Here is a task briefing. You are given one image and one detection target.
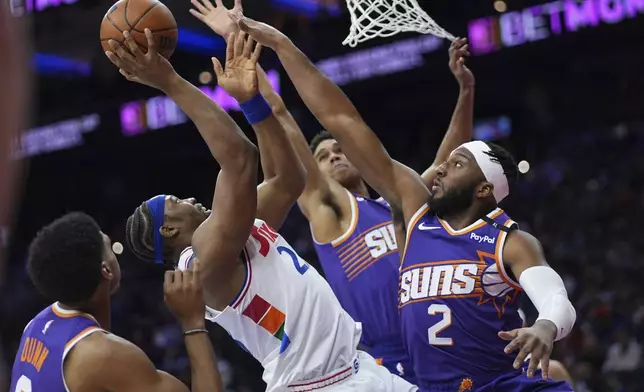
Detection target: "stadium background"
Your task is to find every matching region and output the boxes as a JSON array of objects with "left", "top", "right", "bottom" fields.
[{"left": 1, "top": 0, "right": 644, "bottom": 390}]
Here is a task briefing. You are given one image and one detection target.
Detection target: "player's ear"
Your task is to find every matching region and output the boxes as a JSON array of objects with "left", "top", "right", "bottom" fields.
[
  {"left": 477, "top": 182, "right": 493, "bottom": 199},
  {"left": 160, "top": 225, "right": 179, "bottom": 239},
  {"left": 101, "top": 261, "right": 114, "bottom": 280}
]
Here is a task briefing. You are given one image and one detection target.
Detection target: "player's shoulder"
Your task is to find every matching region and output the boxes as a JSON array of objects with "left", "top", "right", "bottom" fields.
[
  {"left": 66, "top": 332, "right": 147, "bottom": 379},
  {"left": 65, "top": 332, "right": 160, "bottom": 390}
]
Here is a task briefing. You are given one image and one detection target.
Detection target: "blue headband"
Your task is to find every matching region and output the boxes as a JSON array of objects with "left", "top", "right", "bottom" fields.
[{"left": 146, "top": 194, "right": 166, "bottom": 264}]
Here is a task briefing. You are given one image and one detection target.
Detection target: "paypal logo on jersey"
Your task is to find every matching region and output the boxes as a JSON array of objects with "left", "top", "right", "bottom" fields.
[{"left": 470, "top": 232, "right": 495, "bottom": 244}]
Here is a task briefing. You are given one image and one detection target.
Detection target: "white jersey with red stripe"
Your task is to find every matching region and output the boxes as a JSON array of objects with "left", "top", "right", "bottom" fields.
[{"left": 179, "top": 219, "right": 400, "bottom": 391}]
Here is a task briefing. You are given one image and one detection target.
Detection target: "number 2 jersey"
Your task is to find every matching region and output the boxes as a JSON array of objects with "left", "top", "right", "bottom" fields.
[
  {"left": 399, "top": 205, "right": 523, "bottom": 391},
  {"left": 177, "top": 218, "right": 362, "bottom": 392},
  {"left": 10, "top": 303, "right": 104, "bottom": 392}
]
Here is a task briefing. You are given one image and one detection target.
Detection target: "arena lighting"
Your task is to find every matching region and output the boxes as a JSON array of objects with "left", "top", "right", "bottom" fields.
[
  {"left": 32, "top": 29, "right": 224, "bottom": 77},
  {"left": 468, "top": 0, "right": 644, "bottom": 55},
  {"left": 12, "top": 113, "right": 100, "bottom": 159},
  {"left": 33, "top": 53, "right": 91, "bottom": 76},
  {"left": 316, "top": 34, "right": 444, "bottom": 86},
  {"left": 177, "top": 28, "right": 226, "bottom": 55},
  {"left": 272, "top": 0, "right": 341, "bottom": 16},
  {"left": 9, "top": 0, "right": 79, "bottom": 16},
  {"left": 120, "top": 69, "right": 280, "bottom": 136}
]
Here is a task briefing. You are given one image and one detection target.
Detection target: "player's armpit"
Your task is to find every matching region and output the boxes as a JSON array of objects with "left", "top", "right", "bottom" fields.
[
  {"left": 192, "top": 149, "right": 258, "bottom": 282},
  {"left": 501, "top": 230, "right": 547, "bottom": 276},
  {"left": 65, "top": 333, "right": 189, "bottom": 392}
]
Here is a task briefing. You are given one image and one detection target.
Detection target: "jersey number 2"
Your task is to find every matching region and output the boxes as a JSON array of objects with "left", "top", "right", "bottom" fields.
[
  {"left": 15, "top": 375, "right": 32, "bottom": 392},
  {"left": 427, "top": 304, "right": 453, "bottom": 346},
  {"left": 277, "top": 246, "right": 309, "bottom": 275}
]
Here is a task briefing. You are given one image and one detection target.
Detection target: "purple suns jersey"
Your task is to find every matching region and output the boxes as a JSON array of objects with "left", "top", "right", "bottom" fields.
[
  {"left": 312, "top": 191, "right": 412, "bottom": 376},
  {"left": 399, "top": 205, "right": 523, "bottom": 391},
  {"left": 10, "top": 303, "right": 104, "bottom": 392}
]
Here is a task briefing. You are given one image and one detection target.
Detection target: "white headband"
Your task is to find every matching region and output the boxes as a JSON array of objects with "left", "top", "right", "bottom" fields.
[{"left": 454, "top": 140, "right": 509, "bottom": 203}]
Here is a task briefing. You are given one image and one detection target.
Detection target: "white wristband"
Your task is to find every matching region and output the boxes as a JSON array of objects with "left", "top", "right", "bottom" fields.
[{"left": 519, "top": 266, "right": 576, "bottom": 341}]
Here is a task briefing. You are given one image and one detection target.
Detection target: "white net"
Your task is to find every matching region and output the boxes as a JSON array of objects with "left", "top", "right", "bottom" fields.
[{"left": 343, "top": 0, "right": 455, "bottom": 47}]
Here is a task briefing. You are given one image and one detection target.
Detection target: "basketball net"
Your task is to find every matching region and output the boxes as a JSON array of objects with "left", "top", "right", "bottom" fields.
[{"left": 342, "top": 0, "right": 455, "bottom": 47}]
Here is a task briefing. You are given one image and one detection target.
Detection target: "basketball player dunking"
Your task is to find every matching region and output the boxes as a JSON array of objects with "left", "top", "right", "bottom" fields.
[
  {"left": 188, "top": 0, "right": 474, "bottom": 383},
  {"left": 10, "top": 212, "right": 224, "bottom": 392},
  {"left": 237, "top": 17, "right": 577, "bottom": 392},
  {"left": 112, "top": 30, "right": 416, "bottom": 391}
]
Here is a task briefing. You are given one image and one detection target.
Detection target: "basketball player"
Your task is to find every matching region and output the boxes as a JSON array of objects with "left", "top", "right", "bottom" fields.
[
  {"left": 9, "top": 212, "right": 224, "bottom": 392},
  {"left": 235, "top": 17, "right": 577, "bottom": 391},
  {"left": 188, "top": 0, "right": 473, "bottom": 382},
  {"left": 117, "top": 30, "right": 417, "bottom": 391}
]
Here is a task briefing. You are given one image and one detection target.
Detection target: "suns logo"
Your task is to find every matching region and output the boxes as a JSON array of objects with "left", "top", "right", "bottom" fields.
[
  {"left": 399, "top": 251, "right": 520, "bottom": 318},
  {"left": 481, "top": 263, "right": 513, "bottom": 297}
]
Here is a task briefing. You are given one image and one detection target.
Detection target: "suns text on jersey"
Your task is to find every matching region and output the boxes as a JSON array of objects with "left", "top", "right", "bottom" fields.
[{"left": 399, "top": 259, "right": 488, "bottom": 307}]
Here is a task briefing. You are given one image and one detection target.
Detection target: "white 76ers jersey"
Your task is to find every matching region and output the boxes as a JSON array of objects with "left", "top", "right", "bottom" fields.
[{"left": 178, "top": 219, "right": 362, "bottom": 391}]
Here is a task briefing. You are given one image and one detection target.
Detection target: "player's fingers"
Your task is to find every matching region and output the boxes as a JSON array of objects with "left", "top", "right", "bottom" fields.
[
  {"left": 122, "top": 31, "right": 144, "bottom": 60},
  {"left": 163, "top": 270, "right": 174, "bottom": 291},
  {"left": 234, "top": 0, "right": 242, "bottom": 10},
  {"left": 526, "top": 346, "right": 543, "bottom": 377},
  {"left": 540, "top": 351, "right": 551, "bottom": 380},
  {"left": 182, "top": 269, "right": 194, "bottom": 289},
  {"left": 242, "top": 34, "right": 254, "bottom": 58},
  {"left": 105, "top": 50, "right": 125, "bottom": 69},
  {"left": 250, "top": 42, "right": 262, "bottom": 64},
  {"left": 498, "top": 329, "right": 519, "bottom": 341},
  {"left": 207, "top": 0, "right": 221, "bottom": 9},
  {"left": 189, "top": 8, "right": 205, "bottom": 21},
  {"left": 212, "top": 57, "right": 224, "bottom": 78},
  {"left": 108, "top": 40, "right": 135, "bottom": 63},
  {"left": 503, "top": 335, "right": 524, "bottom": 354},
  {"left": 119, "top": 68, "right": 135, "bottom": 80},
  {"left": 234, "top": 30, "right": 246, "bottom": 58},
  {"left": 514, "top": 338, "right": 535, "bottom": 369},
  {"left": 144, "top": 28, "right": 158, "bottom": 58},
  {"left": 191, "top": 0, "right": 209, "bottom": 14},
  {"left": 226, "top": 33, "right": 235, "bottom": 62}
]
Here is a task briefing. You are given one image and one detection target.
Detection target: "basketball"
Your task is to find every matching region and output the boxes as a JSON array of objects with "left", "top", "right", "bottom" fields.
[{"left": 100, "top": 0, "right": 178, "bottom": 59}]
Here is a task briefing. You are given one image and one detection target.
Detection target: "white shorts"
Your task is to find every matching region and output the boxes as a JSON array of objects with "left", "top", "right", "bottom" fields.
[{"left": 287, "top": 351, "right": 418, "bottom": 392}]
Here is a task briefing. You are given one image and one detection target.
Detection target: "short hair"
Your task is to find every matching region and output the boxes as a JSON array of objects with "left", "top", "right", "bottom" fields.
[
  {"left": 125, "top": 202, "right": 157, "bottom": 263},
  {"left": 27, "top": 212, "right": 104, "bottom": 303},
  {"left": 125, "top": 202, "right": 173, "bottom": 265},
  {"left": 484, "top": 142, "right": 519, "bottom": 188},
  {"left": 309, "top": 130, "right": 334, "bottom": 153}
]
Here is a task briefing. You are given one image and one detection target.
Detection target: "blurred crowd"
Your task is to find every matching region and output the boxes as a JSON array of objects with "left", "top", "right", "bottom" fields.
[{"left": 1, "top": 116, "right": 643, "bottom": 392}]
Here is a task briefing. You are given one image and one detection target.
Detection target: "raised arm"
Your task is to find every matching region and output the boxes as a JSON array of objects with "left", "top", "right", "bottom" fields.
[
  {"left": 188, "top": 0, "right": 343, "bottom": 225},
  {"left": 106, "top": 30, "right": 257, "bottom": 281},
  {"left": 214, "top": 32, "right": 305, "bottom": 229},
  {"left": 237, "top": 17, "right": 429, "bottom": 223},
  {"left": 421, "top": 39, "right": 475, "bottom": 188}
]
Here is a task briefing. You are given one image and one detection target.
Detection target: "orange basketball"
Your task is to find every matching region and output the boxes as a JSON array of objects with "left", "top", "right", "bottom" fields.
[{"left": 100, "top": 0, "right": 178, "bottom": 59}]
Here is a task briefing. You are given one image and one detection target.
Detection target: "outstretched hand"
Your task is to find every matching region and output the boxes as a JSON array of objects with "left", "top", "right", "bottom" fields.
[
  {"left": 189, "top": 0, "right": 242, "bottom": 39},
  {"left": 448, "top": 38, "right": 474, "bottom": 88},
  {"left": 231, "top": 13, "right": 289, "bottom": 50},
  {"left": 213, "top": 30, "right": 262, "bottom": 103},
  {"left": 105, "top": 29, "right": 177, "bottom": 91},
  {"left": 499, "top": 320, "right": 557, "bottom": 379}
]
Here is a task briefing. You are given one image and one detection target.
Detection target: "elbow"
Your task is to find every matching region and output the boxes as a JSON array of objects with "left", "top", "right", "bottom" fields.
[
  {"left": 227, "top": 141, "right": 258, "bottom": 173},
  {"left": 275, "top": 161, "right": 306, "bottom": 200}
]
